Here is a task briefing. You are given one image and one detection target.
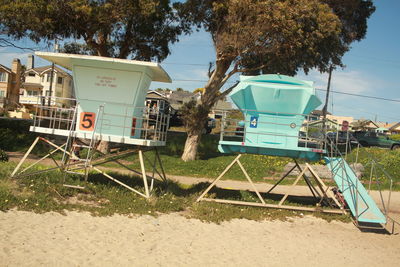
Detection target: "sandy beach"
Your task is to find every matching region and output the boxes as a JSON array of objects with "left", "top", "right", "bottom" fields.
[{"left": 1, "top": 210, "right": 399, "bottom": 267}]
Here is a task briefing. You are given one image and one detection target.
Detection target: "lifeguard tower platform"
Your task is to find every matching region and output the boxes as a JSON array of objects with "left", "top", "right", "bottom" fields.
[
  {"left": 11, "top": 52, "right": 172, "bottom": 198},
  {"left": 198, "top": 74, "right": 395, "bottom": 230}
]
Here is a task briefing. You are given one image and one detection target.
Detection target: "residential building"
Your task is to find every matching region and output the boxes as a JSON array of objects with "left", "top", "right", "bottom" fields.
[
  {"left": 164, "top": 90, "right": 202, "bottom": 110},
  {"left": 376, "top": 122, "right": 400, "bottom": 134},
  {"left": 0, "top": 59, "right": 22, "bottom": 108},
  {"left": 351, "top": 119, "right": 379, "bottom": 131},
  {"left": 20, "top": 57, "right": 74, "bottom": 108},
  {"left": 309, "top": 110, "right": 331, "bottom": 121},
  {"left": 326, "top": 114, "right": 354, "bottom": 128},
  {"left": 149, "top": 89, "right": 232, "bottom": 118}
]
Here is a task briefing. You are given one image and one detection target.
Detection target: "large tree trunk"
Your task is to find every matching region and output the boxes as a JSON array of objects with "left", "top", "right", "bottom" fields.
[
  {"left": 181, "top": 132, "right": 202, "bottom": 161},
  {"left": 97, "top": 140, "right": 110, "bottom": 154},
  {"left": 180, "top": 58, "right": 232, "bottom": 161}
]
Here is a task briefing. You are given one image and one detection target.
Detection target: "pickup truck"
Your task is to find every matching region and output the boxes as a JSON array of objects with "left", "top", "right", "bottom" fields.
[{"left": 353, "top": 131, "right": 400, "bottom": 150}]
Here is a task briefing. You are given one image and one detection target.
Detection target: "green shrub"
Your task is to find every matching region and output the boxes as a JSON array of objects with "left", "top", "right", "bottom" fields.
[
  {"left": 0, "top": 118, "right": 37, "bottom": 151},
  {"left": 391, "top": 134, "right": 400, "bottom": 141},
  {"left": 0, "top": 149, "right": 8, "bottom": 162}
]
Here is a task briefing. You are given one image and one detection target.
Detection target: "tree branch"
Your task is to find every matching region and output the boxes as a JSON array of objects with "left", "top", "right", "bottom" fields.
[
  {"left": 218, "top": 81, "right": 239, "bottom": 100},
  {"left": 236, "top": 63, "right": 268, "bottom": 74},
  {"left": 220, "top": 62, "right": 239, "bottom": 86},
  {"left": 208, "top": 62, "right": 214, "bottom": 78}
]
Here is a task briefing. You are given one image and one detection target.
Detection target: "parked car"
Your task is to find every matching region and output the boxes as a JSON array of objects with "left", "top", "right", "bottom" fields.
[
  {"left": 204, "top": 118, "right": 216, "bottom": 134},
  {"left": 326, "top": 131, "right": 357, "bottom": 144},
  {"left": 353, "top": 131, "right": 400, "bottom": 150}
]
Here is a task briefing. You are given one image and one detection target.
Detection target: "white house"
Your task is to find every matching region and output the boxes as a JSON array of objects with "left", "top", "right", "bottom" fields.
[{"left": 20, "top": 55, "right": 74, "bottom": 108}]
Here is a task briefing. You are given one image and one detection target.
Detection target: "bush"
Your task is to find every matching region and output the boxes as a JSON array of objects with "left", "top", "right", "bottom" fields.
[
  {"left": 0, "top": 118, "right": 37, "bottom": 151},
  {"left": 0, "top": 149, "right": 8, "bottom": 162},
  {"left": 391, "top": 134, "right": 400, "bottom": 141}
]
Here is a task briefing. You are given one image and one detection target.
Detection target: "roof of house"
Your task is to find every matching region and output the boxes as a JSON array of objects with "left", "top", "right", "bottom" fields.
[
  {"left": 168, "top": 91, "right": 198, "bottom": 100},
  {"left": 0, "top": 64, "right": 11, "bottom": 73},
  {"left": 309, "top": 118, "right": 338, "bottom": 126},
  {"left": 352, "top": 119, "right": 379, "bottom": 128},
  {"left": 26, "top": 65, "right": 71, "bottom": 76},
  {"left": 388, "top": 122, "right": 400, "bottom": 130},
  {"left": 147, "top": 90, "right": 167, "bottom": 100},
  {"left": 213, "top": 100, "right": 232, "bottom": 110},
  {"left": 311, "top": 110, "right": 331, "bottom": 116}
]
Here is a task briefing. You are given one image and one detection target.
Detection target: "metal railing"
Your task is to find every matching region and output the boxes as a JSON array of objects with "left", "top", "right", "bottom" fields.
[
  {"left": 31, "top": 96, "right": 170, "bottom": 143},
  {"left": 217, "top": 108, "right": 326, "bottom": 150},
  {"left": 325, "top": 131, "right": 397, "bottom": 229}
]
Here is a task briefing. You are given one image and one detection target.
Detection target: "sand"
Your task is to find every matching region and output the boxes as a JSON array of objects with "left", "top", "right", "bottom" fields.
[{"left": 1, "top": 211, "right": 399, "bottom": 267}]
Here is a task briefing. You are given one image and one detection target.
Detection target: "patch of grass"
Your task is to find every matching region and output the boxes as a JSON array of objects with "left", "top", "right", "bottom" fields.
[
  {"left": 0, "top": 161, "right": 349, "bottom": 224},
  {"left": 346, "top": 147, "right": 400, "bottom": 190},
  {"left": 103, "top": 150, "right": 291, "bottom": 182}
]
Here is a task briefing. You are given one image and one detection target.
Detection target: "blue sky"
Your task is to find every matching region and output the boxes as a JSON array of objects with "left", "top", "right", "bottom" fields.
[{"left": 0, "top": 0, "right": 399, "bottom": 122}]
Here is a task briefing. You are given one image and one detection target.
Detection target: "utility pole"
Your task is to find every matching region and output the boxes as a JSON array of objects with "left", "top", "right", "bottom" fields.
[
  {"left": 47, "top": 39, "right": 59, "bottom": 106},
  {"left": 322, "top": 64, "right": 333, "bottom": 133}
]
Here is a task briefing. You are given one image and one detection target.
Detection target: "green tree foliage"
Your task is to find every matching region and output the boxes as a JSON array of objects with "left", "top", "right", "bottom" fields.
[
  {"left": 176, "top": 0, "right": 375, "bottom": 161},
  {"left": 0, "top": 0, "right": 185, "bottom": 60},
  {"left": 0, "top": 0, "right": 187, "bottom": 154}
]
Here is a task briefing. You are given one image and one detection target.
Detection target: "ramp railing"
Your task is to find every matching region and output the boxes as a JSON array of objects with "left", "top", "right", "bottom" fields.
[{"left": 325, "top": 133, "right": 397, "bottom": 230}]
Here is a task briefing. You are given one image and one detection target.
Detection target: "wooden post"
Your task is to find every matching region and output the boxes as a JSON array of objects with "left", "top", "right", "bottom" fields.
[
  {"left": 138, "top": 150, "right": 150, "bottom": 198},
  {"left": 197, "top": 154, "right": 242, "bottom": 202},
  {"left": 278, "top": 165, "right": 308, "bottom": 206},
  {"left": 237, "top": 159, "right": 265, "bottom": 204},
  {"left": 11, "top": 137, "right": 40, "bottom": 177}
]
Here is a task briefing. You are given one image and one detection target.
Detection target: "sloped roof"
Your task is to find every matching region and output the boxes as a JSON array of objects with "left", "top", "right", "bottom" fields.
[
  {"left": 168, "top": 91, "right": 199, "bottom": 101},
  {"left": 311, "top": 110, "right": 331, "bottom": 116},
  {"left": 26, "top": 65, "right": 71, "bottom": 76},
  {"left": 213, "top": 100, "right": 232, "bottom": 110},
  {"left": 147, "top": 90, "right": 167, "bottom": 100},
  {"left": 0, "top": 64, "right": 11, "bottom": 73},
  {"left": 388, "top": 122, "right": 400, "bottom": 130}
]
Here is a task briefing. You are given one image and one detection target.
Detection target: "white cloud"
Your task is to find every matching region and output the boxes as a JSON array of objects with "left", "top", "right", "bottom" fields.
[{"left": 298, "top": 69, "right": 379, "bottom": 95}]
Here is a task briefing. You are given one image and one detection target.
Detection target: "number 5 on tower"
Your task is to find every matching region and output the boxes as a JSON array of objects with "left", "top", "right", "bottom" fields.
[{"left": 79, "top": 112, "right": 96, "bottom": 131}]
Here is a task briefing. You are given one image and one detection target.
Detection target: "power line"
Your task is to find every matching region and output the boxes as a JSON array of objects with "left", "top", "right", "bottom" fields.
[
  {"left": 170, "top": 79, "right": 400, "bottom": 103},
  {"left": 315, "top": 88, "right": 400, "bottom": 103}
]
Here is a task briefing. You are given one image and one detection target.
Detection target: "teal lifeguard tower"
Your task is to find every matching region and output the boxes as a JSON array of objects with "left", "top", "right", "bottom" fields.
[
  {"left": 219, "top": 74, "right": 323, "bottom": 161},
  {"left": 198, "top": 74, "right": 389, "bottom": 228},
  {"left": 12, "top": 52, "right": 172, "bottom": 198}
]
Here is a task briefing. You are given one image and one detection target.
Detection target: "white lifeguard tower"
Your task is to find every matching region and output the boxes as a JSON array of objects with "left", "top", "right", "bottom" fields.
[{"left": 11, "top": 52, "right": 172, "bottom": 198}]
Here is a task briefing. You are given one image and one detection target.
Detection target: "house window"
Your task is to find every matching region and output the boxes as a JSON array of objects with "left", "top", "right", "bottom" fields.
[
  {"left": 45, "top": 91, "right": 52, "bottom": 96},
  {"left": 0, "top": 72, "right": 7, "bottom": 82},
  {"left": 46, "top": 73, "right": 54, "bottom": 82},
  {"left": 57, "top": 76, "right": 63, "bottom": 84},
  {"left": 0, "top": 90, "right": 5, "bottom": 97},
  {"left": 28, "top": 72, "right": 36, "bottom": 77},
  {"left": 27, "top": 90, "right": 39, "bottom": 96}
]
